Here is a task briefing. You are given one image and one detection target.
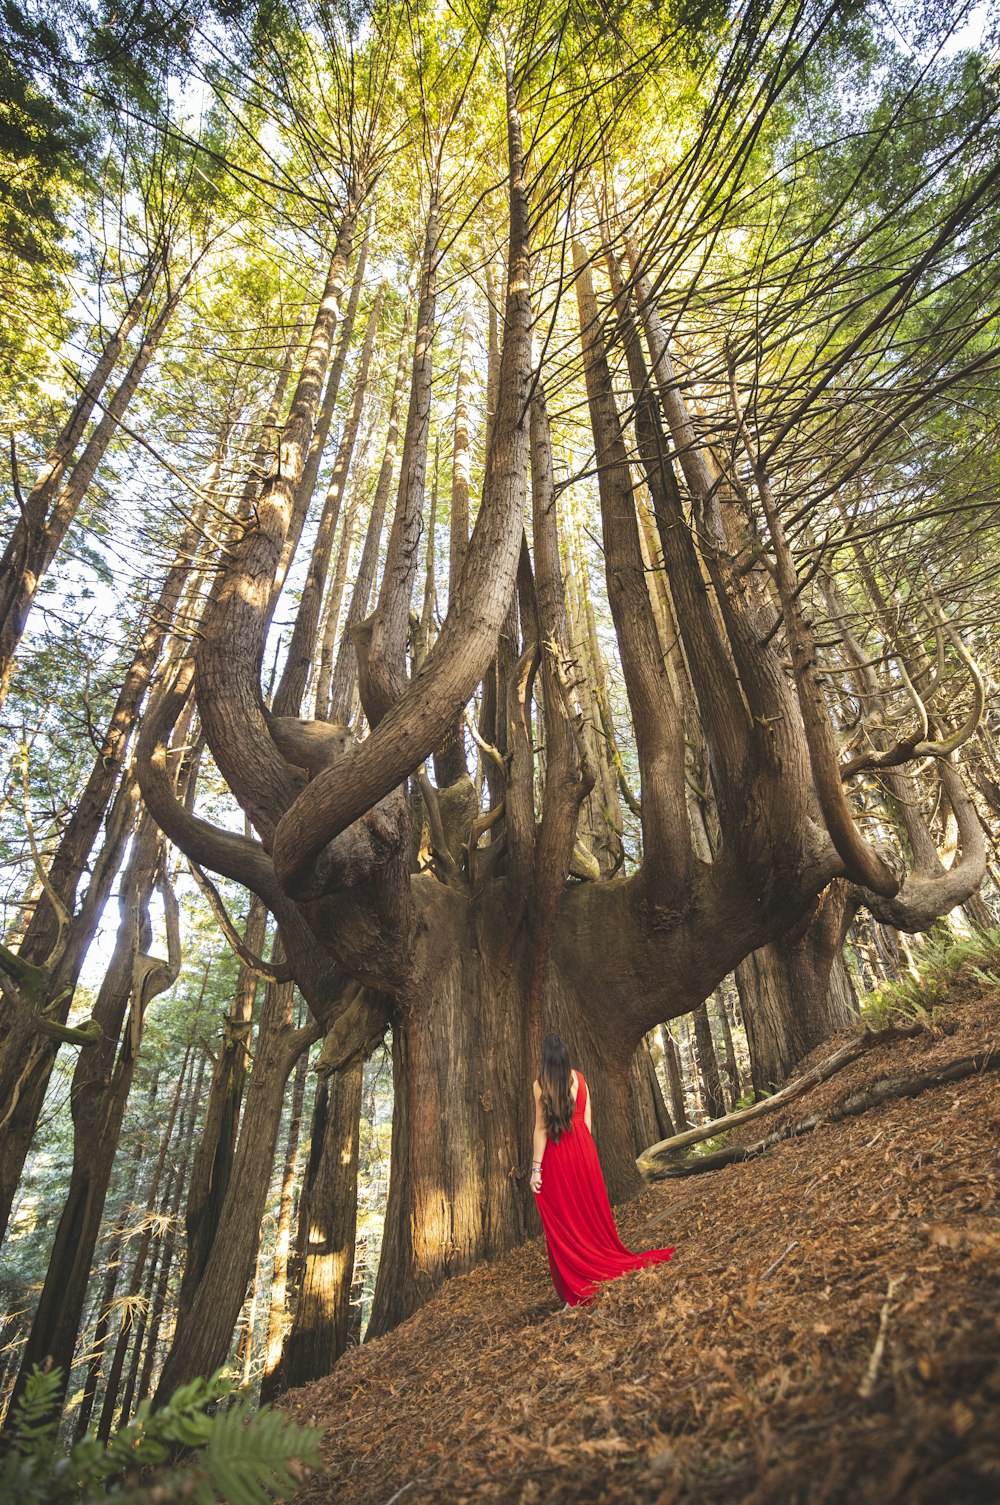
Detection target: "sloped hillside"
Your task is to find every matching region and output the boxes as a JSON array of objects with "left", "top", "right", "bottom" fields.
[{"left": 284, "top": 987, "right": 1000, "bottom": 1505}]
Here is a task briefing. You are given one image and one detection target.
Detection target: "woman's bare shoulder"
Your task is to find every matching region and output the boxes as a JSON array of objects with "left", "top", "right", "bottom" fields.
[{"left": 532, "top": 1078, "right": 541, "bottom": 1097}]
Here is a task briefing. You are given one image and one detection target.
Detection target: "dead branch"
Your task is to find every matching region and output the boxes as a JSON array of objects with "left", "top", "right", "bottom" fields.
[
  {"left": 187, "top": 860, "right": 292, "bottom": 983},
  {"left": 643, "top": 1047, "right": 999, "bottom": 1178},
  {"left": 858, "top": 1276, "right": 905, "bottom": 1399},
  {"left": 637, "top": 1021, "right": 925, "bottom": 1171}
]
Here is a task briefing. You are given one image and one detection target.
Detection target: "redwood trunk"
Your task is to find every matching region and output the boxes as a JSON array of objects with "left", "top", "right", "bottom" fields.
[
  {"left": 7, "top": 812, "right": 174, "bottom": 1421},
  {"left": 737, "top": 884, "right": 858, "bottom": 1093},
  {"left": 152, "top": 983, "right": 317, "bottom": 1401},
  {"left": 367, "top": 883, "right": 642, "bottom": 1338},
  {"left": 279, "top": 1056, "right": 364, "bottom": 1388}
]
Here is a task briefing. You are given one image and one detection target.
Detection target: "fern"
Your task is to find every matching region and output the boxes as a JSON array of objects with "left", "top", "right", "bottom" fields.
[
  {"left": 3, "top": 1364, "right": 63, "bottom": 1456},
  {"left": 0, "top": 1365, "right": 323, "bottom": 1505},
  {"left": 859, "top": 926, "right": 1000, "bottom": 1028}
]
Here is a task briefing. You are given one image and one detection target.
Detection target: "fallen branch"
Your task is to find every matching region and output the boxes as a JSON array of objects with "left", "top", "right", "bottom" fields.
[
  {"left": 762, "top": 1240, "right": 799, "bottom": 1280},
  {"left": 858, "top": 1276, "right": 905, "bottom": 1399},
  {"left": 637, "top": 1021, "right": 925, "bottom": 1172},
  {"left": 642, "top": 1047, "right": 999, "bottom": 1179}
]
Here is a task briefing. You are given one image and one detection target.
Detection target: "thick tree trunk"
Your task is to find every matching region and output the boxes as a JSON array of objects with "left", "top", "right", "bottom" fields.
[
  {"left": 367, "top": 881, "right": 642, "bottom": 1338},
  {"left": 737, "top": 883, "right": 858, "bottom": 1094}
]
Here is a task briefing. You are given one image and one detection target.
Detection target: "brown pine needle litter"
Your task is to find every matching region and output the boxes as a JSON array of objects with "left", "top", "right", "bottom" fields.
[{"left": 283, "top": 987, "right": 1000, "bottom": 1505}]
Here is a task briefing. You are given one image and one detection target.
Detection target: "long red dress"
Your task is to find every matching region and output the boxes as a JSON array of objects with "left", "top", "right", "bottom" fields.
[{"left": 536, "top": 1072, "right": 674, "bottom": 1306}]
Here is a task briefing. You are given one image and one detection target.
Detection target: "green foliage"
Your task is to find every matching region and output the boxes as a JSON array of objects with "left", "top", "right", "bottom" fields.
[
  {"left": 859, "top": 927, "right": 1000, "bottom": 1029},
  {"left": 0, "top": 1367, "right": 323, "bottom": 1504}
]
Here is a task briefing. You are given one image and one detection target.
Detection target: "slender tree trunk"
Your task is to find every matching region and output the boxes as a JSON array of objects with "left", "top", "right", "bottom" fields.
[
  {"left": 736, "top": 882, "right": 858, "bottom": 1094},
  {"left": 91, "top": 1031, "right": 204, "bottom": 1437},
  {"left": 362, "top": 197, "right": 440, "bottom": 722},
  {"left": 72, "top": 1221, "right": 126, "bottom": 1440},
  {"left": 326, "top": 282, "right": 415, "bottom": 724},
  {"left": 6, "top": 809, "right": 179, "bottom": 1424},
  {"left": 270, "top": 220, "right": 371, "bottom": 609},
  {"left": 176, "top": 901, "right": 266, "bottom": 1325},
  {"left": 0, "top": 435, "right": 226, "bottom": 1243},
  {"left": 659, "top": 1024, "right": 690, "bottom": 1132},
  {"left": 277, "top": 1055, "right": 363, "bottom": 1389},
  {"left": 691, "top": 1001, "right": 726, "bottom": 1121},
  {"left": 627, "top": 1037, "right": 674, "bottom": 1153},
  {"left": 434, "top": 290, "right": 475, "bottom": 785},
  {"left": 123, "top": 1043, "right": 206, "bottom": 1421},
  {"left": 0, "top": 274, "right": 187, "bottom": 707},
  {"left": 313, "top": 482, "right": 362, "bottom": 719},
  {"left": 0, "top": 257, "right": 161, "bottom": 691},
  {"left": 714, "top": 991, "right": 742, "bottom": 1109},
  {"left": 259, "top": 1046, "right": 309, "bottom": 1396},
  {"left": 273, "top": 285, "right": 383, "bottom": 718},
  {"left": 153, "top": 980, "right": 318, "bottom": 1402}
]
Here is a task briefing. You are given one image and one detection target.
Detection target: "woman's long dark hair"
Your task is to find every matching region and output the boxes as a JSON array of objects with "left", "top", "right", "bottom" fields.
[{"left": 539, "top": 1033, "right": 574, "bottom": 1143}]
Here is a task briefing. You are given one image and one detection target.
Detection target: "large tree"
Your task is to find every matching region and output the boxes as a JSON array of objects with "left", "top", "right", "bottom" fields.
[{"left": 128, "top": 0, "right": 995, "bottom": 1375}]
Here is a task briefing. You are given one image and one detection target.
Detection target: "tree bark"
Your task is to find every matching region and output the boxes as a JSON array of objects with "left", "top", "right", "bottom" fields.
[
  {"left": 6, "top": 809, "right": 180, "bottom": 1423},
  {"left": 691, "top": 1001, "right": 726, "bottom": 1121},
  {"left": 0, "top": 268, "right": 189, "bottom": 708},
  {"left": 0, "top": 432, "right": 227, "bottom": 1243},
  {"left": 659, "top": 1024, "right": 690, "bottom": 1132},
  {"left": 736, "top": 882, "right": 859, "bottom": 1094},
  {"left": 273, "top": 285, "right": 383, "bottom": 719},
  {"left": 90, "top": 1039, "right": 203, "bottom": 1437},
  {"left": 367, "top": 881, "right": 645, "bottom": 1338},
  {"left": 714, "top": 991, "right": 743, "bottom": 1109},
  {"left": 0, "top": 254, "right": 162, "bottom": 706},
  {"left": 258, "top": 1044, "right": 310, "bottom": 1396},
  {"left": 434, "top": 289, "right": 476, "bottom": 786},
  {"left": 176, "top": 901, "right": 266, "bottom": 1326},
  {"left": 277, "top": 1055, "right": 364, "bottom": 1389},
  {"left": 152, "top": 980, "right": 318, "bottom": 1401},
  {"left": 326, "top": 282, "right": 416, "bottom": 724},
  {"left": 270, "top": 218, "right": 371, "bottom": 612},
  {"left": 627, "top": 1037, "right": 674, "bottom": 1154}
]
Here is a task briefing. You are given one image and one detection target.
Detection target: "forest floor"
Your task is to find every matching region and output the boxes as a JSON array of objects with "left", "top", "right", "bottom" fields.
[{"left": 283, "top": 982, "right": 1000, "bottom": 1505}]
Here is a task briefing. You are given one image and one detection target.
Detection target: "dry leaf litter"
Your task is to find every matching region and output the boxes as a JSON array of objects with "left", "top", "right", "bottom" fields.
[{"left": 283, "top": 984, "right": 1000, "bottom": 1505}]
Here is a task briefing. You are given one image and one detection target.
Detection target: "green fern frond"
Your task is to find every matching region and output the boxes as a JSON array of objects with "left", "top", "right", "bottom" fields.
[
  {"left": 1, "top": 1365, "right": 322, "bottom": 1505},
  {"left": 5, "top": 1365, "right": 61, "bottom": 1455}
]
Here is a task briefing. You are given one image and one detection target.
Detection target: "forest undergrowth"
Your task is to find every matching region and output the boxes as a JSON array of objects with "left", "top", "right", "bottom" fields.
[{"left": 283, "top": 978, "right": 1000, "bottom": 1505}]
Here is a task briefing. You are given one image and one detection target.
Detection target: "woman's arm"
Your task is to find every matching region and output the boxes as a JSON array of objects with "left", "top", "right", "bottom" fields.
[
  {"left": 583, "top": 1075, "right": 592, "bottom": 1133},
  {"left": 530, "top": 1081, "right": 547, "bottom": 1193}
]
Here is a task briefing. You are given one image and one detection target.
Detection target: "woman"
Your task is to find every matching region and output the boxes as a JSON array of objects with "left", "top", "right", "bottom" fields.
[{"left": 530, "top": 1033, "right": 674, "bottom": 1307}]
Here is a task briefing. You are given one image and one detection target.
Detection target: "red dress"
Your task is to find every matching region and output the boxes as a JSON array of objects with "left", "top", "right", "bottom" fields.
[{"left": 536, "top": 1072, "right": 674, "bottom": 1306}]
